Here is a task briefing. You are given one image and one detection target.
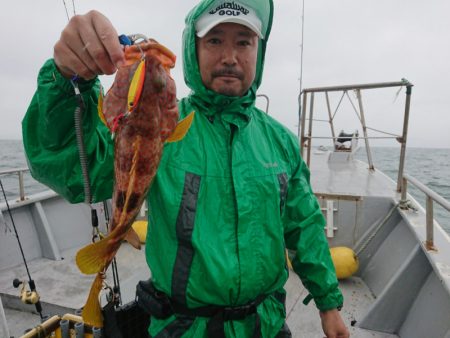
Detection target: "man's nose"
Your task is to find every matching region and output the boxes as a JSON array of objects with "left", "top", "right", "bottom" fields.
[{"left": 221, "top": 46, "right": 238, "bottom": 66}]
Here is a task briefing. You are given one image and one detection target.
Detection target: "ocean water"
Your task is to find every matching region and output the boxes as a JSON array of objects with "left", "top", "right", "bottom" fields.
[
  {"left": 0, "top": 140, "right": 48, "bottom": 199},
  {"left": 354, "top": 146, "right": 450, "bottom": 234},
  {"left": 0, "top": 140, "right": 449, "bottom": 233}
]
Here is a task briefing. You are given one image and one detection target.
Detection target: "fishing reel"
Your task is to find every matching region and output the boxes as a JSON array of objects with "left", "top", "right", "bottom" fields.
[{"left": 13, "top": 278, "right": 40, "bottom": 304}]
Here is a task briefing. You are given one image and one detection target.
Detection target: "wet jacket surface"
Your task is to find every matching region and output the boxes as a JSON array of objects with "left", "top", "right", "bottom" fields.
[{"left": 22, "top": 0, "right": 343, "bottom": 336}]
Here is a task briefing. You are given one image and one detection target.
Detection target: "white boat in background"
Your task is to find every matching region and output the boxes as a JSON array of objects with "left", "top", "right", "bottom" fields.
[{"left": 1, "top": 80, "right": 450, "bottom": 337}]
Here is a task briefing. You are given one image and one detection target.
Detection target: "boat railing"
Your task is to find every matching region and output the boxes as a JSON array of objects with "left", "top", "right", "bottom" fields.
[
  {"left": 256, "top": 94, "right": 270, "bottom": 114},
  {"left": 401, "top": 173, "right": 450, "bottom": 251},
  {"left": 299, "top": 80, "right": 413, "bottom": 193},
  {"left": 0, "top": 167, "right": 30, "bottom": 201}
]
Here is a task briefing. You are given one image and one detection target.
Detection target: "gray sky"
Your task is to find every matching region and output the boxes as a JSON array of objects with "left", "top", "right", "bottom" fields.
[{"left": 1, "top": 0, "right": 450, "bottom": 148}]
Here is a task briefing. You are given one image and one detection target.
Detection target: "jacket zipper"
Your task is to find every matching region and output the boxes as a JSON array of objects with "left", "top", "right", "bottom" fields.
[{"left": 229, "top": 123, "right": 241, "bottom": 305}]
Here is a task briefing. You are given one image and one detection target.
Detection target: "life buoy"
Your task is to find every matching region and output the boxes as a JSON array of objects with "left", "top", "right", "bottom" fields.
[{"left": 330, "top": 247, "right": 359, "bottom": 279}]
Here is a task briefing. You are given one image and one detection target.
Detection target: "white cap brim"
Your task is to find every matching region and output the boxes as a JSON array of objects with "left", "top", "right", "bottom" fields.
[
  {"left": 195, "top": 1, "right": 264, "bottom": 39},
  {"left": 197, "top": 17, "right": 263, "bottom": 39}
]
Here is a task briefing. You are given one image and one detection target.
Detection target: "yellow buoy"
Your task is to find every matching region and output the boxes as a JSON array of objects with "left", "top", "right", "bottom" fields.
[
  {"left": 330, "top": 247, "right": 359, "bottom": 280},
  {"left": 132, "top": 220, "right": 148, "bottom": 244}
]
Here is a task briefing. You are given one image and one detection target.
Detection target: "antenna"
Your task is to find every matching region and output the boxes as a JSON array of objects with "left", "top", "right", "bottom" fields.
[
  {"left": 297, "top": 0, "right": 306, "bottom": 139},
  {"left": 299, "top": 0, "right": 305, "bottom": 96}
]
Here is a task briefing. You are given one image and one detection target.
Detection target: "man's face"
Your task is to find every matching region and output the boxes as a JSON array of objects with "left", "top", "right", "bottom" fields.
[{"left": 197, "top": 22, "right": 259, "bottom": 97}]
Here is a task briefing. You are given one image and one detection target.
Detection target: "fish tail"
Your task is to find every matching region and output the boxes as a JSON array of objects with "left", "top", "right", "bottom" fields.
[
  {"left": 76, "top": 236, "right": 119, "bottom": 274},
  {"left": 82, "top": 273, "right": 104, "bottom": 328}
]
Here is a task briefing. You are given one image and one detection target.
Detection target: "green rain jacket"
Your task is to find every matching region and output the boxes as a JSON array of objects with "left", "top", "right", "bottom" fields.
[{"left": 22, "top": 0, "right": 343, "bottom": 336}]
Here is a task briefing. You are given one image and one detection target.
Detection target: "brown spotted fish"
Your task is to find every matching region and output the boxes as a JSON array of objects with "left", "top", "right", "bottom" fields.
[{"left": 75, "top": 39, "right": 194, "bottom": 327}]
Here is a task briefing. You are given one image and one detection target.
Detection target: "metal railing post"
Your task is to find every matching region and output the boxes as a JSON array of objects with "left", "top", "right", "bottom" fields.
[
  {"left": 300, "top": 93, "right": 307, "bottom": 157},
  {"left": 325, "top": 92, "right": 336, "bottom": 147},
  {"left": 402, "top": 174, "right": 450, "bottom": 251},
  {"left": 397, "top": 85, "right": 413, "bottom": 192},
  {"left": 355, "top": 89, "right": 374, "bottom": 170},
  {"left": 19, "top": 171, "right": 25, "bottom": 201},
  {"left": 400, "top": 176, "right": 408, "bottom": 209},
  {"left": 0, "top": 167, "right": 31, "bottom": 202},
  {"left": 306, "top": 92, "right": 314, "bottom": 166},
  {"left": 426, "top": 196, "right": 435, "bottom": 251}
]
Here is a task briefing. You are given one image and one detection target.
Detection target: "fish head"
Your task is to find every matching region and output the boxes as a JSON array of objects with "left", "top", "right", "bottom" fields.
[
  {"left": 131, "top": 40, "right": 177, "bottom": 98},
  {"left": 102, "top": 39, "right": 179, "bottom": 134},
  {"left": 124, "top": 38, "right": 176, "bottom": 70}
]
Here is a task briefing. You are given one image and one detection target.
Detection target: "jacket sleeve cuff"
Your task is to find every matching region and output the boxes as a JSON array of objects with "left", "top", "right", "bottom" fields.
[{"left": 303, "top": 288, "right": 344, "bottom": 312}]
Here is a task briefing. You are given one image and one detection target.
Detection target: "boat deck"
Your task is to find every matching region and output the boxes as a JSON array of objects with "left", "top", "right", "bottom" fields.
[
  {"left": 3, "top": 245, "right": 397, "bottom": 337},
  {"left": 3, "top": 152, "right": 449, "bottom": 337},
  {"left": 1, "top": 243, "right": 149, "bottom": 337},
  {"left": 285, "top": 274, "right": 398, "bottom": 337},
  {"left": 309, "top": 151, "right": 398, "bottom": 199}
]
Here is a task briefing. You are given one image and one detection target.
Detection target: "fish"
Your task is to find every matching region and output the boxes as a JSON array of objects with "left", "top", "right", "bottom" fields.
[{"left": 75, "top": 38, "right": 194, "bottom": 327}]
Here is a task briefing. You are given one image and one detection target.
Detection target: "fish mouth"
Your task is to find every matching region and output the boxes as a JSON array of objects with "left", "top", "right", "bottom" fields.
[{"left": 124, "top": 39, "right": 176, "bottom": 68}]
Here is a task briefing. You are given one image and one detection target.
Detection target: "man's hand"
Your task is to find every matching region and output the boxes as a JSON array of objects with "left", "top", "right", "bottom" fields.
[
  {"left": 54, "top": 10, "right": 125, "bottom": 80},
  {"left": 320, "top": 308, "right": 350, "bottom": 338}
]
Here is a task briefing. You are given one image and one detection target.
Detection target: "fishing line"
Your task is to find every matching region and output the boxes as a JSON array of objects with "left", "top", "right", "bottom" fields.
[
  {"left": 71, "top": 0, "right": 76, "bottom": 15},
  {"left": 0, "top": 179, "right": 44, "bottom": 319},
  {"left": 112, "top": 258, "right": 122, "bottom": 305},
  {"left": 103, "top": 200, "right": 122, "bottom": 305},
  {"left": 61, "top": 0, "right": 70, "bottom": 21},
  {"left": 0, "top": 180, "right": 32, "bottom": 281},
  {"left": 61, "top": 0, "right": 76, "bottom": 21}
]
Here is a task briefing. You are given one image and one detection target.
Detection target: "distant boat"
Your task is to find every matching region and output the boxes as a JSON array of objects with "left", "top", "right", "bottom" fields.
[{"left": 314, "top": 145, "right": 328, "bottom": 154}]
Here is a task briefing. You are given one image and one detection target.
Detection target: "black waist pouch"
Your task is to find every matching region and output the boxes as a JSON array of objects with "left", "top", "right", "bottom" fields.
[
  {"left": 136, "top": 279, "right": 173, "bottom": 319},
  {"left": 102, "top": 300, "right": 150, "bottom": 338}
]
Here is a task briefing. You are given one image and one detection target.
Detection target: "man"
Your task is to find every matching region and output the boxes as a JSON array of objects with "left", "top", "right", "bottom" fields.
[{"left": 22, "top": 0, "right": 349, "bottom": 337}]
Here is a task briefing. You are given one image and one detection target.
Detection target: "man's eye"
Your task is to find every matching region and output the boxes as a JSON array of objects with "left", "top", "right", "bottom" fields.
[
  {"left": 238, "top": 40, "right": 251, "bottom": 46},
  {"left": 207, "top": 38, "right": 221, "bottom": 45}
]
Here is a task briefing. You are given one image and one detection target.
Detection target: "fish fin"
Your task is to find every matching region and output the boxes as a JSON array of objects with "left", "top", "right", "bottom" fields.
[
  {"left": 97, "top": 85, "right": 108, "bottom": 127},
  {"left": 82, "top": 274, "right": 104, "bottom": 328},
  {"left": 166, "top": 111, "right": 195, "bottom": 143},
  {"left": 132, "top": 220, "right": 148, "bottom": 243},
  {"left": 125, "top": 228, "right": 142, "bottom": 249},
  {"left": 76, "top": 237, "right": 114, "bottom": 274},
  {"left": 286, "top": 249, "right": 293, "bottom": 270}
]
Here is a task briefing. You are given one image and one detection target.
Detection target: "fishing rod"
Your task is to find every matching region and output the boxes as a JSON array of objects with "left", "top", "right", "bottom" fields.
[
  {"left": 0, "top": 179, "right": 44, "bottom": 319},
  {"left": 61, "top": 0, "right": 76, "bottom": 22}
]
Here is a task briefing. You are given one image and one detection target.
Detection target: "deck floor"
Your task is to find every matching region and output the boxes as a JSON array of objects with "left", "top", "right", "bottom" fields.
[
  {"left": 309, "top": 152, "right": 397, "bottom": 199},
  {"left": 3, "top": 252, "right": 399, "bottom": 338},
  {"left": 286, "top": 274, "right": 398, "bottom": 337},
  {"left": 1, "top": 243, "right": 149, "bottom": 337}
]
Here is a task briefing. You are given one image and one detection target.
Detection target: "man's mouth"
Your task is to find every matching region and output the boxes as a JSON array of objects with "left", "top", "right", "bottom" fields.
[{"left": 212, "top": 69, "right": 244, "bottom": 80}]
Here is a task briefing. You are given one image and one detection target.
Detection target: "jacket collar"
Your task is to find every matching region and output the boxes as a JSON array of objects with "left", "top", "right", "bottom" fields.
[{"left": 188, "top": 86, "right": 255, "bottom": 127}]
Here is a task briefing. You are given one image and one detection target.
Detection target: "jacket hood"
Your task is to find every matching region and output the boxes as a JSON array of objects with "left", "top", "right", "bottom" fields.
[{"left": 182, "top": 0, "right": 274, "bottom": 115}]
